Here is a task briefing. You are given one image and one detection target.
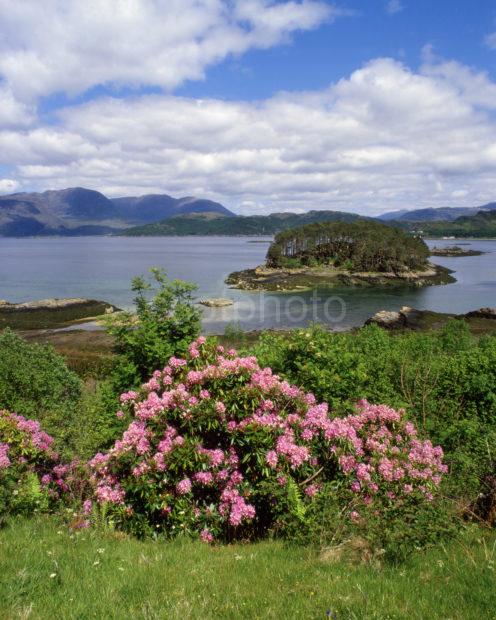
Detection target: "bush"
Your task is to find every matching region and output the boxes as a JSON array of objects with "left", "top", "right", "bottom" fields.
[
  {"left": 0, "top": 330, "right": 82, "bottom": 454},
  {"left": 0, "top": 410, "right": 68, "bottom": 522},
  {"left": 71, "top": 380, "right": 126, "bottom": 459},
  {"left": 105, "top": 268, "right": 201, "bottom": 391},
  {"left": 251, "top": 322, "right": 496, "bottom": 504},
  {"left": 86, "top": 338, "right": 447, "bottom": 553}
]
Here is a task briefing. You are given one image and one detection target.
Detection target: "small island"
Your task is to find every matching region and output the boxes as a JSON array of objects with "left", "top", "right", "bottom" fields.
[
  {"left": 430, "top": 245, "right": 485, "bottom": 257},
  {"left": 226, "top": 221, "right": 454, "bottom": 291}
]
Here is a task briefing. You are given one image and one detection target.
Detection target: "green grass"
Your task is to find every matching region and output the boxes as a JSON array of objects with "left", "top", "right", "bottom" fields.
[{"left": 1, "top": 517, "right": 495, "bottom": 619}]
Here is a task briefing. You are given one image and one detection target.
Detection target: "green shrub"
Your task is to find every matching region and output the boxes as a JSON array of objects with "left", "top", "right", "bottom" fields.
[
  {"left": 105, "top": 268, "right": 201, "bottom": 391},
  {"left": 251, "top": 321, "right": 496, "bottom": 503},
  {"left": 71, "top": 380, "right": 125, "bottom": 459},
  {"left": 0, "top": 330, "right": 82, "bottom": 455}
]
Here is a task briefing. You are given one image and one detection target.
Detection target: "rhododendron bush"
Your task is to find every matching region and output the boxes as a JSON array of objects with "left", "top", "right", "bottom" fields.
[
  {"left": 0, "top": 410, "right": 68, "bottom": 519},
  {"left": 87, "top": 338, "right": 447, "bottom": 542}
]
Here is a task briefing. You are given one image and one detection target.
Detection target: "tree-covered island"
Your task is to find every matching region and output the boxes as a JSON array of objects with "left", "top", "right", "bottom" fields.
[{"left": 226, "top": 220, "right": 454, "bottom": 291}]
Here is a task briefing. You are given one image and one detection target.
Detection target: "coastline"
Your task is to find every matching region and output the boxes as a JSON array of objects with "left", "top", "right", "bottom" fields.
[{"left": 225, "top": 262, "right": 455, "bottom": 292}]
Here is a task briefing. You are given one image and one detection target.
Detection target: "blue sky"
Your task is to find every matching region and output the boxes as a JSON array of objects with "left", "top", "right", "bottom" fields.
[
  {"left": 177, "top": 0, "right": 496, "bottom": 101},
  {"left": 1, "top": 0, "right": 496, "bottom": 215}
]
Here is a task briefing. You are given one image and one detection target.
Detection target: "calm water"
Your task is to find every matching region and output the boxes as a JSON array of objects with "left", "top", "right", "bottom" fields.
[{"left": 0, "top": 236, "right": 495, "bottom": 333}]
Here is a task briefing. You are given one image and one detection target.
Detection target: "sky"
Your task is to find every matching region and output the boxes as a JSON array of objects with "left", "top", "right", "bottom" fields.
[{"left": 0, "top": 0, "right": 496, "bottom": 216}]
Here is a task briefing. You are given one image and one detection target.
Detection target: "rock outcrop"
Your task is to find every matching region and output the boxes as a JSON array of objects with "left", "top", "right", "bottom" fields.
[
  {"left": 465, "top": 308, "right": 496, "bottom": 319},
  {"left": 199, "top": 298, "right": 234, "bottom": 308}
]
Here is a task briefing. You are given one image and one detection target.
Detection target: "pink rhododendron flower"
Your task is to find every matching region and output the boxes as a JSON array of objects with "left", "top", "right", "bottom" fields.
[{"left": 176, "top": 478, "right": 192, "bottom": 495}]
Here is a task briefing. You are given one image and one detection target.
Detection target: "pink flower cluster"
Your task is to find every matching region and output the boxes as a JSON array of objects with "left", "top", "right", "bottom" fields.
[
  {"left": 0, "top": 409, "right": 68, "bottom": 499},
  {"left": 0, "top": 442, "right": 10, "bottom": 469},
  {"left": 87, "top": 338, "right": 447, "bottom": 540}
]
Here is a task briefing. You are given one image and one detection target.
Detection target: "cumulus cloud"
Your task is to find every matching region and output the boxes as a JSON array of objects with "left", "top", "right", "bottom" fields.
[
  {"left": 0, "top": 86, "right": 35, "bottom": 127},
  {"left": 2, "top": 57, "right": 496, "bottom": 215},
  {"left": 0, "top": 0, "right": 334, "bottom": 101},
  {"left": 0, "top": 178, "right": 20, "bottom": 194}
]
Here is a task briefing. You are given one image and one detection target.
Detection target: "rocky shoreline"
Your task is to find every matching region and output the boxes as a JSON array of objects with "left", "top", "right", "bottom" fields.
[
  {"left": 225, "top": 263, "right": 455, "bottom": 292},
  {"left": 0, "top": 298, "right": 120, "bottom": 330},
  {"left": 430, "top": 246, "right": 485, "bottom": 257},
  {"left": 366, "top": 306, "right": 496, "bottom": 331}
]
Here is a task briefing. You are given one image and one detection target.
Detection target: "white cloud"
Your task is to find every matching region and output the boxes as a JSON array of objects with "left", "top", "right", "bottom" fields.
[
  {"left": 0, "top": 178, "right": 20, "bottom": 194},
  {"left": 2, "top": 57, "right": 496, "bottom": 215},
  {"left": 386, "top": 0, "right": 403, "bottom": 15},
  {"left": 0, "top": 0, "right": 333, "bottom": 101},
  {"left": 0, "top": 86, "right": 35, "bottom": 127},
  {"left": 484, "top": 32, "right": 496, "bottom": 50}
]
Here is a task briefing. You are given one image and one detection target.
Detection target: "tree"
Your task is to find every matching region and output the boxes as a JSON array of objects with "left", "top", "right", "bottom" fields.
[{"left": 105, "top": 268, "right": 201, "bottom": 390}]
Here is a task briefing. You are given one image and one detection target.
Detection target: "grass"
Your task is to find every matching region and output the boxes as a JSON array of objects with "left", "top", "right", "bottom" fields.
[{"left": 0, "top": 517, "right": 495, "bottom": 619}]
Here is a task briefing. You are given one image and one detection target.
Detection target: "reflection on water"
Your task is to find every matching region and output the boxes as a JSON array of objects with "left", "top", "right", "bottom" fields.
[{"left": 0, "top": 236, "right": 494, "bottom": 333}]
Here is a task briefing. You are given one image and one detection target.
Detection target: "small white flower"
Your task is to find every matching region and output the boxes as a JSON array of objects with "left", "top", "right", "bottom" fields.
[
  {"left": 49, "top": 573, "right": 57, "bottom": 579},
  {"left": 93, "top": 560, "right": 100, "bottom": 566},
  {"left": 97, "top": 548, "right": 105, "bottom": 554}
]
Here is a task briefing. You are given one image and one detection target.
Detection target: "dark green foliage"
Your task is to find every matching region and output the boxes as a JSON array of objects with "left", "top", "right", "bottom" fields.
[
  {"left": 0, "top": 330, "right": 82, "bottom": 453},
  {"left": 300, "top": 482, "right": 456, "bottom": 563},
  {"left": 120, "top": 209, "right": 367, "bottom": 236},
  {"left": 71, "top": 380, "right": 125, "bottom": 459},
  {"left": 251, "top": 321, "right": 496, "bottom": 502},
  {"left": 404, "top": 209, "right": 496, "bottom": 238},
  {"left": 105, "top": 268, "right": 201, "bottom": 390},
  {"left": 266, "top": 220, "right": 430, "bottom": 272}
]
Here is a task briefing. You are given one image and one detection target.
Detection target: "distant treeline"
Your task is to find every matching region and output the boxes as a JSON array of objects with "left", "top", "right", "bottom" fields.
[
  {"left": 266, "top": 221, "right": 430, "bottom": 272},
  {"left": 119, "top": 210, "right": 366, "bottom": 236},
  {"left": 407, "top": 210, "right": 496, "bottom": 238}
]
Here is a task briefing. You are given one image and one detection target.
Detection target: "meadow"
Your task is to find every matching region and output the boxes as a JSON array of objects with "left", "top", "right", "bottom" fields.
[{"left": 1, "top": 517, "right": 495, "bottom": 620}]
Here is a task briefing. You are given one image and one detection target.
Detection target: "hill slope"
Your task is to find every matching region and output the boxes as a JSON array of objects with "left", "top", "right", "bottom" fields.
[
  {"left": 119, "top": 209, "right": 367, "bottom": 236},
  {"left": 411, "top": 209, "right": 496, "bottom": 238},
  {"left": 380, "top": 202, "right": 496, "bottom": 222},
  {"left": 110, "top": 195, "right": 233, "bottom": 224},
  {"left": 0, "top": 188, "right": 235, "bottom": 236}
]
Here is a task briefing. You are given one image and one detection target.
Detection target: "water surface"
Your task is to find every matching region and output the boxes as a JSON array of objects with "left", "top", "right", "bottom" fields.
[{"left": 1, "top": 236, "right": 494, "bottom": 333}]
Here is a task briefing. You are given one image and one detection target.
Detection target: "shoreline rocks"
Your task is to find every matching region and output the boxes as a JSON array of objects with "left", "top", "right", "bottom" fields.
[
  {"left": 0, "top": 298, "right": 120, "bottom": 330},
  {"left": 430, "top": 246, "right": 485, "bottom": 257},
  {"left": 465, "top": 308, "right": 496, "bottom": 320},
  {"left": 226, "top": 262, "right": 455, "bottom": 292},
  {"left": 199, "top": 298, "right": 234, "bottom": 308},
  {"left": 366, "top": 306, "right": 496, "bottom": 331},
  {"left": 0, "top": 298, "right": 118, "bottom": 314}
]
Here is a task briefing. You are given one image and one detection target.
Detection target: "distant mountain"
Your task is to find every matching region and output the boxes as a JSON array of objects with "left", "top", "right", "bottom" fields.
[
  {"left": 110, "top": 194, "right": 233, "bottom": 224},
  {"left": 120, "top": 209, "right": 368, "bottom": 237},
  {"left": 403, "top": 209, "right": 496, "bottom": 238},
  {"left": 0, "top": 187, "right": 235, "bottom": 236},
  {"left": 380, "top": 202, "right": 496, "bottom": 222}
]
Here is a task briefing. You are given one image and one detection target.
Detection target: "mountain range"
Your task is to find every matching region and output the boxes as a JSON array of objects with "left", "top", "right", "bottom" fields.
[
  {"left": 0, "top": 187, "right": 234, "bottom": 236},
  {"left": 379, "top": 202, "right": 496, "bottom": 222},
  {"left": 0, "top": 186, "right": 495, "bottom": 237}
]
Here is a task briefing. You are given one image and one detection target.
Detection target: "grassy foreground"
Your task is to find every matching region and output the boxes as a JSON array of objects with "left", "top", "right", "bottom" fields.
[{"left": 0, "top": 518, "right": 495, "bottom": 620}]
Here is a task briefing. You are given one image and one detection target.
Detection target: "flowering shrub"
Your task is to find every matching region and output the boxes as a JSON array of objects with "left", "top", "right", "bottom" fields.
[
  {"left": 0, "top": 410, "right": 68, "bottom": 520},
  {"left": 87, "top": 338, "right": 447, "bottom": 544}
]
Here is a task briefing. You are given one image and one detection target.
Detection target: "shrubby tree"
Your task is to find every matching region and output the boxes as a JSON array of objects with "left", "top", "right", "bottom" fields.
[
  {"left": 105, "top": 268, "right": 201, "bottom": 390},
  {"left": 0, "top": 330, "right": 82, "bottom": 453}
]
